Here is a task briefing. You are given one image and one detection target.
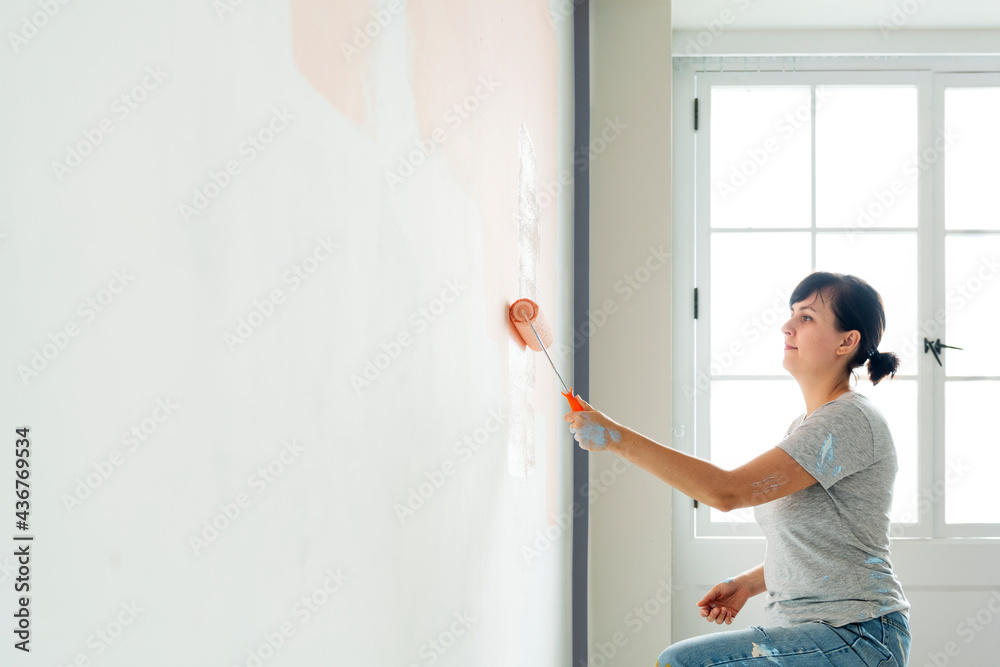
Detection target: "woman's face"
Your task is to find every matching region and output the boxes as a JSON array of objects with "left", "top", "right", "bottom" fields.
[{"left": 781, "top": 290, "right": 858, "bottom": 379}]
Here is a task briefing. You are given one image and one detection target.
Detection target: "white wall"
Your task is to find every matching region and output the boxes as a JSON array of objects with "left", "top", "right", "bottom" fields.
[
  {"left": 589, "top": 1, "right": 674, "bottom": 664},
  {"left": 0, "top": 1, "right": 576, "bottom": 664}
]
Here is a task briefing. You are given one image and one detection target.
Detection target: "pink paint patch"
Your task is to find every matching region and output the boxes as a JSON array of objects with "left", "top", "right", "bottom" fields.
[{"left": 289, "top": 0, "right": 375, "bottom": 129}]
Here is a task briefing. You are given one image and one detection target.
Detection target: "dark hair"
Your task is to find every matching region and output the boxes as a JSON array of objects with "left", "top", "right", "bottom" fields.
[{"left": 788, "top": 271, "right": 900, "bottom": 386}]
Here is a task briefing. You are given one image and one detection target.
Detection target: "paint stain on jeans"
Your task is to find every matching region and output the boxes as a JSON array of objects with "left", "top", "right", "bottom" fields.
[
  {"left": 751, "top": 627, "right": 781, "bottom": 664},
  {"left": 752, "top": 642, "right": 780, "bottom": 658}
]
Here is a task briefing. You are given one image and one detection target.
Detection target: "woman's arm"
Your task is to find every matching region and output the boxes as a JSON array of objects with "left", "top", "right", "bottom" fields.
[
  {"left": 565, "top": 399, "right": 817, "bottom": 511},
  {"left": 734, "top": 563, "right": 766, "bottom": 596},
  {"left": 699, "top": 563, "right": 766, "bottom": 624}
]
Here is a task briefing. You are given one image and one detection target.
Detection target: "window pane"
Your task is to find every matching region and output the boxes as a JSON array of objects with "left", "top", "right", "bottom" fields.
[
  {"left": 710, "top": 233, "right": 811, "bottom": 376},
  {"left": 851, "top": 378, "right": 918, "bottom": 525},
  {"left": 816, "top": 232, "right": 918, "bottom": 377},
  {"left": 709, "top": 380, "right": 802, "bottom": 524},
  {"left": 945, "top": 88, "right": 1000, "bottom": 230},
  {"left": 945, "top": 381, "right": 1000, "bottom": 523},
  {"left": 816, "top": 86, "right": 918, "bottom": 230},
  {"left": 944, "top": 234, "right": 1000, "bottom": 376},
  {"left": 710, "top": 87, "right": 811, "bottom": 229}
]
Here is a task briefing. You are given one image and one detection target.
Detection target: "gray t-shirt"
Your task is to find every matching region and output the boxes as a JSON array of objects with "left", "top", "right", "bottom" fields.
[{"left": 753, "top": 390, "right": 910, "bottom": 627}]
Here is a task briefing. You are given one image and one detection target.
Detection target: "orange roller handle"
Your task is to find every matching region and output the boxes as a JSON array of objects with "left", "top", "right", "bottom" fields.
[{"left": 562, "top": 388, "right": 585, "bottom": 412}]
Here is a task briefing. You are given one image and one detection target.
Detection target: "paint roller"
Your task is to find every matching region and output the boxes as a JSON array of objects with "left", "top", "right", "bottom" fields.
[{"left": 509, "top": 298, "right": 584, "bottom": 412}]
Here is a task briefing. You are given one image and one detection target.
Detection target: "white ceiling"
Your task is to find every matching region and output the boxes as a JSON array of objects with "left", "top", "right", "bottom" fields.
[{"left": 672, "top": 0, "right": 1000, "bottom": 30}]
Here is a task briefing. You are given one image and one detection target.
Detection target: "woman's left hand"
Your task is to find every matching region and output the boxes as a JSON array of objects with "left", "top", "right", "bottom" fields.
[{"left": 564, "top": 396, "right": 624, "bottom": 451}]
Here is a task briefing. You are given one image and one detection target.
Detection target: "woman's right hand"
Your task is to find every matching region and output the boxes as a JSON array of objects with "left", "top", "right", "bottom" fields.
[{"left": 697, "top": 578, "right": 752, "bottom": 625}]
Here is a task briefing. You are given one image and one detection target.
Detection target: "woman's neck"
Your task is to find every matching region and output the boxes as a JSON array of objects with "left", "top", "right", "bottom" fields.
[{"left": 801, "top": 382, "right": 853, "bottom": 419}]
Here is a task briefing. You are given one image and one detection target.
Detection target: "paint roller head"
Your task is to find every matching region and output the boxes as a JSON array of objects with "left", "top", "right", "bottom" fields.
[{"left": 509, "top": 298, "right": 554, "bottom": 352}]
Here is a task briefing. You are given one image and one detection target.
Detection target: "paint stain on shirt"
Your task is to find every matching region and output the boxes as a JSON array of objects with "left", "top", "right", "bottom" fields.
[{"left": 815, "top": 432, "right": 843, "bottom": 476}]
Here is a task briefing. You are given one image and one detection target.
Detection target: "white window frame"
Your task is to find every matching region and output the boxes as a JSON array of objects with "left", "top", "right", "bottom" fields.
[{"left": 671, "top": 55, "right": 1000, "bottom": 543}]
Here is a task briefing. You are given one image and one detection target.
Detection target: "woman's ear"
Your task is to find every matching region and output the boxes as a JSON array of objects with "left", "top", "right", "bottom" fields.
[{"left": 837, "top": 330, "right": 861, "bottom": 357}]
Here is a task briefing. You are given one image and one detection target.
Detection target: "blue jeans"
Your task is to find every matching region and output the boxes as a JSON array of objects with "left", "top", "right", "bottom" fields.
[{"left": 656, "top": 611, "right": 910, "bottom": 666}]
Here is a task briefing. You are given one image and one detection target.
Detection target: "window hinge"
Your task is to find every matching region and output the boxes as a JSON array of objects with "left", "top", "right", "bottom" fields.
[
  {"left": 694, "top": 499, "right": 699, "bottom": 509},
  {"left": 693, "top": 287, "right": 699, "bottom": 319},
  {"left": 694, "top": 98, "right": 699, "bottom": 131}
]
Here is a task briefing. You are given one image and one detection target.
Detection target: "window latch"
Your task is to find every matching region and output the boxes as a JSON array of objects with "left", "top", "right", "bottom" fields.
[{"left": 924, "top": 337, "right": 963, "bottom": 367}]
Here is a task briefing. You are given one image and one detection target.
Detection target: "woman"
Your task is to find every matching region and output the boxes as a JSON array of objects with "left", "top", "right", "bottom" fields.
[{"left": 565, "top": 272, "right": 911, "bottom": 666}]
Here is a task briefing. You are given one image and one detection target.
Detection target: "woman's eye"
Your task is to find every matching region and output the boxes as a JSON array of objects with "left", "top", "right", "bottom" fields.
[{"left": 801, "top": 316, "right": 811, "bottom": 321}]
